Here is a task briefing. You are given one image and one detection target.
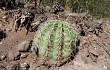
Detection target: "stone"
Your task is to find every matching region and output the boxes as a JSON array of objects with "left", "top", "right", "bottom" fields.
[
  {"left": 30, "top": 45, "right": 37, "bottom": 54},
  {"left": 8, "top": 51, "right": 21, "bottom": 61},
  {"left": 7, "top": 62, "right": 21, "bottom": 70},
  {"left": 17, "top": 41, "right": 30, "bottom": 52},
  {"left": 0, "top": 55, "right": 6, "bottom": 61},
  {"left": 0, "top": 42, "right": 2, "bottom": 45},
  {"left": 81, "top": 48, "right": 89, "bottom": 63},
  {"left": 8, "top": 51, "right": 14, "bottom": 61},
  {"left": 6, "top": 28, "right": 12, "bottom": 32},
  {"left": 89, "top": 49, "right": 99, "bottom": 56},
  {"left": 32, "top": 21, "right": 40, "bottom": 26},
  {"left": 20, "top": 63, "right": 30, "bottom": 70},
  {"left": 11, "top": 63, "right": 20, "bottom": 70},
  {"left": 14, "top": 51, "right": 21, "bottom": 60},
  {"left": 89, "top": 48, "right": 99, "bottom": 62},
  {"left": 20, "top": 53, "right": 29, "bottom": 59},
  {"left": 0, "top": 64, "right": 6, "bottom": 70}
]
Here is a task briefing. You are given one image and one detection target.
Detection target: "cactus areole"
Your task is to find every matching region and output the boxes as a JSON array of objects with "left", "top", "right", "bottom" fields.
[{"left": 32, "top": 20, "right": 78, "bottom": 66}]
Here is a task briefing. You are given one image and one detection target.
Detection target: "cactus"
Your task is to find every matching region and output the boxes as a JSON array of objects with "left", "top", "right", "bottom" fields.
[{"left": 32, "top": 20, "right": 78, "bottom": 66}]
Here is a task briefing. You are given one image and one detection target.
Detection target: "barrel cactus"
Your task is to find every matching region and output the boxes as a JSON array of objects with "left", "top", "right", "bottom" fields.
[{"left": 32, "top": 20, "right": 78, "bottom": 66}]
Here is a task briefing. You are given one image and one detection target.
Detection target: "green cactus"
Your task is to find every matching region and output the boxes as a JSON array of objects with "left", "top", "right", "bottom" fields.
[{"left": 32, "top": 20, "right": 78, "bottom": 66}]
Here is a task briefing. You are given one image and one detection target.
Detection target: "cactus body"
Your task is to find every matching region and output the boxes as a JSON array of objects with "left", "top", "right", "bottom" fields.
[{"left": 32, "top": 20, "right": 78, "bottom": 66}]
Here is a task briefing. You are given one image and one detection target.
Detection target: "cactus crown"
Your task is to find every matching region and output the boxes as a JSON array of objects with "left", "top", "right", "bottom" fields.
[{"left": 32, "top": 20, "right": 78, "bottom": 66}]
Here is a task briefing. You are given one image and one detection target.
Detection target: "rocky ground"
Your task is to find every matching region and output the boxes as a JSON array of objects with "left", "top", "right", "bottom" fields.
[{"left": 0, "top": 8, "right": 110, "bottom": 70}]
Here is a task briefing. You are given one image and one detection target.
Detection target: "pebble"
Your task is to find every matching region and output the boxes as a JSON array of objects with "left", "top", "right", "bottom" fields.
[
  {"left": 20, "top": 63, "right": 29, "bottom": 70},
  {"left": 81, "top": 48, "right": 89, "bottom": 63},
  {"left": 0, "top": 64, "right": 6, "bottom": 70},
  {"left": 14, "top": 51, "right": 21, "bottom": 60},
  {"left": 11, "top": 63, "right": 20, "bottom": 70},
  {"left": 20, "top": 53, "right": 29, "bottom": 59},
  {"left": 0, "top": 55, "right": 6, "bottom": 61},
  {"left": 17, "top": 41, "right": 30, "bottom": 52},
  {"left": 89, "top": 48, "right": 99, "bottom": 62},
  {"left": 0, "top": 42, "right": 2, "bottom": 45},
  {"left": 30, "top": 45, "right": 37, "bottom": 54},
  {"left": 7, "top": 62, "right": 21, "bottom": 70},
  {"left": 32, "top": 21, "right": 40, "bottom": 26},
  {"left": 8, "top": 52, "right": 14, "bottom": 61},
  {"left": 6, "top": 28, "right": 12, "bottom": 32},
  {"left": 2, "top": 16, "right": 6, "bottom": 19},
  {"left": 89, "top": 49, "right": 99, "bottom": 56},
  {"left": 8, "top": 51, "right": 21, "bottom": 61}
]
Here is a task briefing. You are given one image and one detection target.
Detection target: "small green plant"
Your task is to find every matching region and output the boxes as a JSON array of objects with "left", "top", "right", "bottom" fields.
[{"left": 32, "top": 20, "right": 78, "bottom": 66}]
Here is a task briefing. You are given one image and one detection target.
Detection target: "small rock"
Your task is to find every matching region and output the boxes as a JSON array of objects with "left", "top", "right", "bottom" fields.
[
  {"left": 8, "top": 51, "right": 21, "bottom": 61},
  {"left": 84, "top": 48, "right": 89, "bottom": 57},
  {"left": 89, "top": 49, "right": 99, "bottom": 56},
  {"left": 17, "top": 41, "right": 30, "bottom": 52},
  {"left": 20, "top": 63, "right": 30, "bottom": 70},
  {"left": 14, "top": 51, "right": 21, "bottom": 60},
  {"left": 20, "top": 53, "right": 29, "bottom": 59},
  {"left": 2, "top": 16, "right": 7, "bottom": 19},
  {"left": 12, "top": 63, "right": 20, "bottom": 70},
  {"left": 6, "top": 28, "right": 12, "bottom": 32},
  {"left": 0, "top": 64, "right": 6, "bottom": 70},
  {"left": 0, "top": 55, "right": 6, "bottom": 61},
  {"left": 93, "top": 19, "right": 103, "bottom": 24},
  {"left": 103, "top": 65, "right": 107, "bottom": 70},
  {"left": 81, "top": 48, "right": 89, "bottom": 63},
  {"left": 30, "top": 45, "right": 37, "bottom": 54},
  {"left": 89, "top": 48, "right": 99, "bottom": 62},
  {"left": 0, "top": 42, "right": 2, "bottom": 45},
  {"left": 8, "top": 52, "right": 14, "bottom": 61},
  {"left": 32, "top": 21, "right": 40, "bottom": 26},
  {"left": 89, "top": 53, "right": 98, "bottom": 62},
  {"left": 7, "top": 62, "right": 21, "bottom": 70}
]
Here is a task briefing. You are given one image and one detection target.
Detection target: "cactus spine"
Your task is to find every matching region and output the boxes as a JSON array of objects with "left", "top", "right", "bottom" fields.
[{"left": 32, "top": 20, "right": 78, "bottom": 66}]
